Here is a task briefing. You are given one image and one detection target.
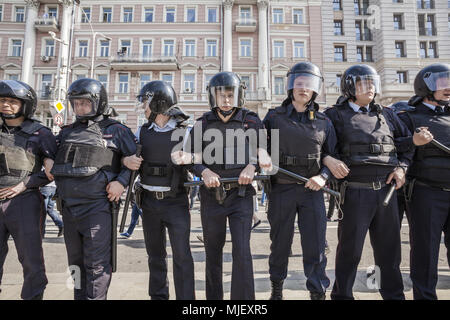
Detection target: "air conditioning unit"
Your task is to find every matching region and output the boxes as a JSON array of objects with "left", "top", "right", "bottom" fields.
[
  {"left": 184, "top": 88, "right": 193, "bottom": 93},
  {"left": 41, "top": 55, "right": 51, "bottom": 62}
]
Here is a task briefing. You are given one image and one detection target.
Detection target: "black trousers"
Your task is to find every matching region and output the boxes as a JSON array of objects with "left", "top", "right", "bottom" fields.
[
  {"left": 199, "top": 187, "right": 255, "bottom": 300},
  {"left": 331, "top": 185, "right": 405, "bottom": 300},
  {"left": 409, "top": 184, "right": 450, "bottom": 300},
  {"left": 62, "top": 203, "right": 112, "bottom": 300},
  {"left": 0, "top": 190, "right": 47, "bottom": 299},
  {"left": 141, "top": 191, "right": 195, "bottom": 300},
  {"left": 267, "top": 183, "right": 330, "bottom": 293}
]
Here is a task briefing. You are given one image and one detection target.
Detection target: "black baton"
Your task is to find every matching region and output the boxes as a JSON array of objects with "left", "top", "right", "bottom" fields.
[
  {"left": 415, "top": 128, "right": 450, "bottom": 155},
  {"left": 184, "top": 175, "right": 270, "bottom": 187},
  {"left": 383, "top": 181, "right": 396, "bottom": 207}
]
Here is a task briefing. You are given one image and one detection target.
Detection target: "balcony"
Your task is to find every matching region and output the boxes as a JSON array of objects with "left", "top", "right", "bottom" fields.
[
  {"left": 235, "top": 18, "right": 257, "bottom": 32},
  {"left": 110, "top": 54, "right": 178, "bottom": 71},
  {"left": 34, "top": 17, "right": 59, "bottom": 32},
  {"left": 38, "top": 88, "right": 54, "bottom": 101},
  {"left": 419, "top": 27, "right": 437, "bottom": 36}
]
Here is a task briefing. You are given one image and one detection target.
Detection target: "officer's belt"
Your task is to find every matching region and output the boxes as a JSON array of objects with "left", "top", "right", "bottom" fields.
[
  {"left": 349, "top": 144, "right": 396, "bottom": 155},
  {"left": 141, "top": 164, "right": 168, "bottom": 177},
  {"left": 222, "top": 182, "right": 241, "bottom": 191},
  {"left": 143, "top": 189, "right": 173, "bottom": 200},
  {"left": 345, "top": 181, "right": 388, "bottom": 190},
  {"left": 55, "top": 143, "right": 119, "bottom": 170},
  {"left": 280, "top": 153, "right": 320, "bottom": 166},
  {"left": 414, "top": 180, "right": 450, "bottom": 192}
]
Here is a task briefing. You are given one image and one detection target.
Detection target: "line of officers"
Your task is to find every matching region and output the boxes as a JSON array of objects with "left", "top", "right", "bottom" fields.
[{"left": 0, "top": 61, "right": 448, "bottom": 301}]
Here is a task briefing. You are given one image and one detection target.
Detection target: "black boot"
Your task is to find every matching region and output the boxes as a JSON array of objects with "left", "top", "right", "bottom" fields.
[
  {"left": 310, "top": 292, "right": 326, "bottom": 300},
  {"left": 269, "top": 280, "right": 283, "bottom": 300},
  {"left": 30, "top": 292, "right": 44, "bottom": 300}
]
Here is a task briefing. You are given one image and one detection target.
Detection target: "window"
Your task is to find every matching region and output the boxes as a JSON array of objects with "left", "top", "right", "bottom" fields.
[
  {"left": 185, "top": 40, "right": 195, "bottom": 57},
  {"left": 336, "top": 74, "right": 342, "bottom": 88},
  {"left": 140, "top": 74, "right": 151, "bottom": 89},
  {"left": 11, "top": 39, "right": 22, "bottom": 57},
  {"left": 395, "top": 41, "right": 405, "bottom": 57},
  {"left": 78, "top": 40, "right": 88, "bottom": 57},
  {"left": 240, "top": 76, "right": 250, "bottom": 90},
  {"left": 240, "top": 39, "right": 251, "bottom": 57},
  {"left": 123, "top": 8, "right": 133, "bottom": 23},
  {"left": 120, "top": 40, "right": 131, "bottom": 56},
  {"left": 355, "top": 21, "right": 362, "bottom": 40},
  {"left": 273, "top": 41, "right": 284, "bottom": 58},
  {"left": 366, "top": 46, "right": 373, "bottom": 62},
  {"left": 102, "top": 7, "right": 112, "bottom": 23},
  {"left": 393, "top": 14, "right": 403, "bottom": 30},
  {"left": 426, "top": 15, "right": 436, "bottom": 36},
  {"left": 45, "top": 112, "right": 53, "bottom": 128},
  {"left": 15, "top": 6, "right": 24, "bottom": 22},
  {"left": 41, "top": 74, "right": 52, "bottom": 98},
  {"left": 186, "top": 7, "right": 196, "bottom": 23},
  {"left": 162, "top": 73, "right": 173, "bottom": 86},
  {"left": 357, "top": 46, "right": 363, "bottom": 62},
  {"left": 293, "top": 9, "right": 303, "bottom": 24},
  {"left": 47, "top": 7, "right": 58, "bottom": 19},
  {"left": 334, "top": 20, "right": 343, "bottom": 35},
  {"left": 397, "top": 71, "right": 408, "bottom": 83},
  {"left": 334, "top": 45, "right": 345, "bottom": 62},
  {"left": 333, "top": 0, "right": 342, "bottom": 11},
  {"left": 274, "top": 77, "right": 284, "bottom": 95},
  {"left": 420, "top": 41, "right": 427, "bottom": 58},
  {"left": 166, "top": 7, "right": 175, "bottom": 23},
  {"left": 240, "top": 7, "right": 251, "bottom": 22},
  {"left": 8, "top": 74, "right": 19, "bottom": 80},
  {"left": 206, "top": 40, "right": 217, "bottom": 57},
  {"left": 207, "top": 8, "right": 217, "bottom": 23},
  {"left": 163, "top": 40, "right": 175, "bottom": 57},
  {"left": 428, "top": 41, "right": 437, "bottom": 58},
  {"left": 0, "top": 6, "right": 3, "bottom": 22},
  {"left": 100, "top": 40, "right": 110, "bottom": 57},
  {"left": 142, "top": 40, "right": 152, "bottom": 58},
  {"left": 118, "top": 73, "right": 129, "bottom": 93},
  {"left": 81, "top": 8, "right": 91, "bottom": 23},
  {"left": 183, "top": 74, "right": 195, "bottom": 93},
  {"left": 354, "top": 0, "right": 360, "bottom": 15},
  {"left": 272, "top": 9, "right": 283, "bottom": 24},
  {"left": 293, "top": 42, "right": 305, "bottom": 58},
  {"left": 417, "top": 0, "right": 435, "bottom": 9},
  {"left": 144, "top": 8, "right": 153, "bottom": 22},
  {"left": 97, "top": 74, "right": 108, "bottom": 88},
  {"left": 204, "top": 74, "right": 214, "bottom": 92}
]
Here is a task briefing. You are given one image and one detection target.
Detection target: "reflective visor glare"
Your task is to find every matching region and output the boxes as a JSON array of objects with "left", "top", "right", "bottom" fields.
[
  {"left": 5, "top": 80, "right": 27, "bottom": 96},
  {"left": 288, "top": 73, "right": 323, "bottom": 94},
  {"left": 424, "top": 71, "right": 450, "bottom": 91},
  {"left": 353, "top": 75, "right": 381, "bottom": 95},
  {"left": 70, "top": 98, "right": 95, "bottom": 117},
  {"left": 211, "top": 86, "right": 239, "bottom": 108}
]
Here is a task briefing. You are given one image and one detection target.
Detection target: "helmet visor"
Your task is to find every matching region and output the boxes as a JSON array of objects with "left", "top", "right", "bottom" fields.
[
  {"left": 209, "top": 86, "right": 240, "bottom": 109},
  {"left": 2, "top": 80, "right": 29, "bottom": 98},
  {"left": 287, "top": 73, "right": 323, "bottom": 94},
  {"left": 352, "top": 75, "right": 381, "bottom": 96},
  {"left": 69, "top": 97, "right": 96, "bottom": 118},
  {"left": 423, "top": 71, "right": 450, "bottom": 91},
  {"left": 135, "top": 94, "right": 153, "bottom": 113}
]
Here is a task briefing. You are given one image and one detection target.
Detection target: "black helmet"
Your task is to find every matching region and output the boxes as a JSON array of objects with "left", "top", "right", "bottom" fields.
[
  {"left": 286, "top": 62, "right": 323, "bottom": 102},
  {"left": 341, "top": 64, "right": 381, "bottom": 101},
  {"left": 0, "top": 80, "right": 37, "bottom": 119},
  {"left": 67, "top": 78, "right": 108, "bottom": 121},
  {"left": 137, "top": 80, "right": 178, "bottom": 115},
  {"left": 207, "top": 72, "right": 245, "bottom": 111},
  {"left": 413, "top": 63, "right": 450, "bottom": 106},
  {"left": 389, "top": 100, "right": 415, "bottom": 113}
]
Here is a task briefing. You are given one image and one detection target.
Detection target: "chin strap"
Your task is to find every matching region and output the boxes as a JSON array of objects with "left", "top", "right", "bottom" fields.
[
  {"left": 216, "top": 107, "right": 235, "bottom": 117},
  {"left": 429, "top": 94, "right": 450, "bottom": 107}
]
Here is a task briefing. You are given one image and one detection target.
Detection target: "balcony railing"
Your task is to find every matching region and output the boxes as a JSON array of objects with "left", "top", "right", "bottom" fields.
[
  {"left": 110, "top": 54, "right": 178, "bottom": 70},
  {"left": 38, "top": 88, "right": 53, "bottom": 100},
  {"left": 419, "top": 27, "right": 437, "bottom": 36},
  {"left": 236, "top": 18, "right": 257, "bottom": 32},
  {"left": 34, "top": 17, "right": 59, "bottom": 32}
]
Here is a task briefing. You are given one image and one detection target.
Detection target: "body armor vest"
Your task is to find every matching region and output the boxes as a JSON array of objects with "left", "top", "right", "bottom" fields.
[
  {"left": 271, "top": 105, "right": 327, "bottom": 181},
  {"left": 406, "top": 104, "right": 450, "bottom": 187},
  {"left": 334, "top": 103, "right": 398, "bottom": 167},
  {"left": 202, "top": 109, "right": 255, "bottom": 178},
  {"left": 139, "top": 123, "right": 187, "bottom": 194},
  {"left": 51, "top": 119, "right": 121, "bottom": 177},
  {"left": 0, "top": 120, "right": 44, "bottom": 188}
]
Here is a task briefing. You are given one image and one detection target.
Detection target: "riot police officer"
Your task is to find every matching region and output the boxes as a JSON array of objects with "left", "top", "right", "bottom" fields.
[
  {"left": 396, "top": 63, "right": 450, "bottom": 300},
  {"left": 0, "top": 80, "right": 57, "bottom": 300},
  {"left": 122, "top": 80, "right": 195, "bottom": 300},
  {"left": 178, "top": 72, "right": 271, "bottom": 300},
  {"left": 263, "top": 62, "right": 340, "bottom": 300},
  {"left": 49, "top": 78, "right": 137, "bottom": 300},
  {"left": 324, "top": 65, "right": 414, "bottom": 300}
]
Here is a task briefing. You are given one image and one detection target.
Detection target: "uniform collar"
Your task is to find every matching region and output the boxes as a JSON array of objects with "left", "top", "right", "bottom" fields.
[
  {"left": 422, "top": 101, "right": 437, "bottom": 111},
  {"left": 148, "top": 117, "right": 177, "bottom": 131},
  {"left": 207, "top": 108, "right": 246, "bottom": 122},
  {"left": 348, "top": 101, "right": 370, "bottom": 113}
]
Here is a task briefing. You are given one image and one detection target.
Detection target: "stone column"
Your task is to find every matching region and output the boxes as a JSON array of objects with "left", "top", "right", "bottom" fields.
[
  {"left": 257, "top": 0, "right": 270, "bottom": 101},
  {"left": 223, "top": 0, "right": 234, "bottom": 72},
  {"left": 21, "top": 1, "right": 39, "bottom": 86},
  {"left": 56, "top": 0, "right": 74, "bottom": 101}
]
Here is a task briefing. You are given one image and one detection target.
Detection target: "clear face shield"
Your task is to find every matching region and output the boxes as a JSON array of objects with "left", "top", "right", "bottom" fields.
[
  {"left": 209, "top": 86, "right": 240, "bottom": 109},
  {"left": 135, "top": 92, "right": 154, "bottom": 114},
  {"left": 352, "top": 75, "right": 381, "bottom": 96},
  {"left": 69, "top": 96, "right": 96, "bottom": 119},
  {"left": 287, "top": 73, "right": 323, "bottom": 95},
  {"left": 423, "top": 71, "right": 450, "bottom": 92}
]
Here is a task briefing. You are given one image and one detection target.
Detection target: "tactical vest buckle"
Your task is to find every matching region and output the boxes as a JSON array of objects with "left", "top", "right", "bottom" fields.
[
  {"left": 155, "top": 192, "right": 165, "bottom": 200},
  {"left": 224, "top": 183, "right": 232, "bottom": 191},
  {"left": 370, "top": 144, "right": 382, "bottom": 154},
  {"left": 372, "top": 181, "right": 382, "bottom": 190}
]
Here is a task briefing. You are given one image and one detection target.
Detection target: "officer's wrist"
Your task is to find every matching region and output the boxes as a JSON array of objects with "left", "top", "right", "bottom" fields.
[{"left": 319, "top": 172, "right": 329, "bottom": 182}]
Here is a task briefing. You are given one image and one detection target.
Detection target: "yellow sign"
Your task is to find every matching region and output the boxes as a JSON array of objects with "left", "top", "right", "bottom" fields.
[{"left": 54, "top": 101, "right": 65, "bottom": 113}]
